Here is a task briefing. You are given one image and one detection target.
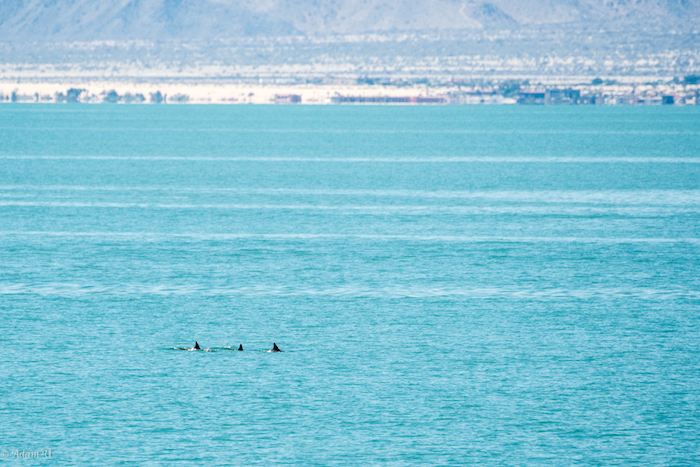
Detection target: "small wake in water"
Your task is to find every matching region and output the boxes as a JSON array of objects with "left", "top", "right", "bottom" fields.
[
  {"left": 170, "top": 346, "right": 282, "bottom": 352},
  {"left": 171, "top": 345, "right": 240, "bottom": 352},
  {"left": 172, "top": 346, "right": 215, "bottom": 352},
  {"left": 171, "top": 347, "right": 239, "bottom": 352}
]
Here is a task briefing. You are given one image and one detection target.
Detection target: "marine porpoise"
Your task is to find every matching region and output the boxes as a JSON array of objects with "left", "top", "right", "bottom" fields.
[{"left": 187, "top": 342, "right": 278, "bottom": 351}]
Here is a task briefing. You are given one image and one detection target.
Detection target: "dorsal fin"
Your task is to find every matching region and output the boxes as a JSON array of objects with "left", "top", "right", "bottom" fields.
[
  {"left": 238, "top": 344, "right": 243, "bottom": 351},
  {"left": 272, "top": 343, "right": 281, "bottom": 352},
  {"left": 194, "top": 342, "right": 200, "bottom": 350}
]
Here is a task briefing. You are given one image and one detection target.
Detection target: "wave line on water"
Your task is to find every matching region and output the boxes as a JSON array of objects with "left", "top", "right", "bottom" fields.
[
  {"left": 2, "top": 155, "right": 700, "bottom": 163},
  {"left": 0, "top": 127, "right": 697, "bottom": 136},
  {"left": 1, "top": 231, "right": 699, "bottom": 244},
  {"left": 1, "top": 200, "right": 698, "bottom": 215},
  {"left": 2, "top": 186, "right": 700, "bottom": 205},
  {"left": 1, "top": 282, "right": 697, "bottom": 300}
]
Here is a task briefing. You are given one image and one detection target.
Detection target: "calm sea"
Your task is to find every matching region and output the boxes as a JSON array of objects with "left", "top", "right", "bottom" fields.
[{"left": 1, "top": 104, "right": 699, "bottom": 465}]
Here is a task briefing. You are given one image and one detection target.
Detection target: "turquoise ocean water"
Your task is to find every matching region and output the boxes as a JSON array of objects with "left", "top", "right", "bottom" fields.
[{"left": 1, "top": 105, "right": 699, "bottom": 465}]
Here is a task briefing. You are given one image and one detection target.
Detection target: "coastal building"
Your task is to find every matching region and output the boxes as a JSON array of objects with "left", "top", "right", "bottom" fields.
[
  {"left": 453, "top": 91, "right": 496, "bottom": 105},
  {"left": 274, "top": 94, "right": 301, "bottom": 104},
  {"left": 517, "top": 91, "right": 546, "bottom": 105},
  {"left": 330, "top": 95, "right": 446, "bottom": 104},
  {"left": 638, "top": 95, "right": 662, "bottom": 105},
  {"left": 545, "top": 89, "right": 580, "bottom": 105}
]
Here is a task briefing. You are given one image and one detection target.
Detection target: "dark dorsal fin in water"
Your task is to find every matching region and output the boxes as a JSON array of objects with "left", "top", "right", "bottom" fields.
[
  {"left": 272, "top": 343, "right": 282, "bottom": 352},
  {"left": 194, "top": 342, "right": 201, "bottom": 350},
  {"left": 238, "top": 344, "right": 243, "bottom": 351}
]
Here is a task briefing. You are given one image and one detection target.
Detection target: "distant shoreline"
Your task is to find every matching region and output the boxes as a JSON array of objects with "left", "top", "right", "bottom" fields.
[{"left": 1, "top": 80, "right": 698, "bottom": 106}]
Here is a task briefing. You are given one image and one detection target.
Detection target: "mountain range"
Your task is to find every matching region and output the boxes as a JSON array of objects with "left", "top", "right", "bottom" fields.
[{"left": 1, "top": 0, "right": 698, "bottom": 41}]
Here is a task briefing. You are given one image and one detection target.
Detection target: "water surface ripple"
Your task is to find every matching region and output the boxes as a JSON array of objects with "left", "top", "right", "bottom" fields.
[{"left": 1, "top": 105, "right": 699, "bottom": 465}]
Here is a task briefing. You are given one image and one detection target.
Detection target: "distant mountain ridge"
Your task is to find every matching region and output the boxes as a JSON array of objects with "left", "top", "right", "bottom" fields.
[{"left": 0, "top": 0, "right": 698, "bottom": 41}]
